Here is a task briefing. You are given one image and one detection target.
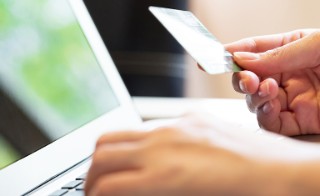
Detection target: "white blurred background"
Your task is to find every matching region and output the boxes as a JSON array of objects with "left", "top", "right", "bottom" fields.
[{"left": 185, "top": 0, "right": 320, "bottom": 98}]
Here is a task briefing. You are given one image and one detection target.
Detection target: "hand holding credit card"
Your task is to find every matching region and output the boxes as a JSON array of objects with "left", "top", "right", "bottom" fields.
[{"left": 149, "top": 6, "right": 242, "bottom": 74}]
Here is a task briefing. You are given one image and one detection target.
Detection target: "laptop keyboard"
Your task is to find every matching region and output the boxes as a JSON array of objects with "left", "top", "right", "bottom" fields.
[{"left": 49, "top": 173, "right": 86, "bottom": 196}]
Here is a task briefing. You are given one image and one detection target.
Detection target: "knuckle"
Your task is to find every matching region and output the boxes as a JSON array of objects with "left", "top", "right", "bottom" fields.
[
  {"left": 241, "top": 37, "right": 257, "bottom": 52},
  {"left": 264, "top": 48, "right": 282, "bottom": 59}
]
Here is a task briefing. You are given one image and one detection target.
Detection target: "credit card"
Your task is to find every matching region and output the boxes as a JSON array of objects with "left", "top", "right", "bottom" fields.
[{"left": 149, "top": 6, "right": 242, "bottom": 74}]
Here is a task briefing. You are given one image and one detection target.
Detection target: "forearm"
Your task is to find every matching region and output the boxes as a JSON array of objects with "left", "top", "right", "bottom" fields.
[
  {"left": 246, "top": 160, "right": 320, "bottom": 196},
  {"left": 285, "top": 161, "right": 320, "bottom": 196}
]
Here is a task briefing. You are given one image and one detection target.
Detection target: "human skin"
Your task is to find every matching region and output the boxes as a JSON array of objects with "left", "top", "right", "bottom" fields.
[
  {"left": 84, "top": 117, "right": 320, "bottom": 196},
  {"left": 84, "top": 30, "right": 320, "bottom": 195},
  {"left": 227, "top": 29, "right": 320, "bottom": 136}
]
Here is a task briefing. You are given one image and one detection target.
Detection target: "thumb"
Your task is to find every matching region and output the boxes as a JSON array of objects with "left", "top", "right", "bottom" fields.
[{"left": 233, "top": 32, "right": 320, "bottom": 76}]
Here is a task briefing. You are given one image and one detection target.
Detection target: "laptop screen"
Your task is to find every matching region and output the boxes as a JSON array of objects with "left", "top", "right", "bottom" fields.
[{"left": 0, "top": 0, "right": 119, "bottom": 169}]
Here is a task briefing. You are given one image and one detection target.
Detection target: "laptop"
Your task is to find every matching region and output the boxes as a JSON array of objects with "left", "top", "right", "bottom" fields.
[
  {"left": 3, "top": 0, "right": 320, "bottom": 195},
  {"left": 0, "top": 0, "right": 142, "bottom": 195}
]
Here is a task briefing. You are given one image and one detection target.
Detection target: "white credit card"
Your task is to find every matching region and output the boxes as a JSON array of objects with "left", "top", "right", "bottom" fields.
[{"left": 149, "top": 6, "right": 241, "bottom": 74}]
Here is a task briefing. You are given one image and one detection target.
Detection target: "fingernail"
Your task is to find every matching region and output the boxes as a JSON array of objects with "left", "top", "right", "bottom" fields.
[
  {"left": 239, "top": 80, "right": 248, "bottom": 93},
  {"left": 262, "top": 102, "right": 273, "bottom": 114},
  {"left": 258, "top": 82, "right": 270, "bottom": 97},
  {"left": 234, "top": 52, "right": 260, "bottom": 60}
]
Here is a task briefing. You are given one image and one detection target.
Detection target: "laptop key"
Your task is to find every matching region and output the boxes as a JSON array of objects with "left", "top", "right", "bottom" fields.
[
  {"left": 75, "top": 183, "right": 84, "bottom": 191},
  {"left": 49, "top": 189, "right": 68, "bottom": 196},
  {"left": 76, "top": 173, "right": 87, "bottom": 181},
  {"left": 64, "top": 190, "right": 84, "bottom": 196},
  {"left": 62, "top": 180, "right": 83, "bottom": 189}
]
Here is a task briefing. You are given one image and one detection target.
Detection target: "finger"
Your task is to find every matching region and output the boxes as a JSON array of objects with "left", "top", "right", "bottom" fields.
[
  {"left": 233, "top": 31, "right": 320, "bottom": 77},
  {"left": 256, "top": 99, "right": 282, "bottom": 132},
  {"left": 225, "top": 34, "right": 286, "bottom": 54},
  {"left": 257, "top": 100, "right": 301, "bottom": 136},
  {"left": 86, "top": 144, "right": 142, "bottom": 193},
  {"left": 232, "top": 70, "right": 260, "bottom": 94},
  {"left": 96, "top": 131, "right": 149, "bottom": 147},
  {"left": 225, "top": 29, "right": 314, "bottom": 54},
  {"left": 87, "top": 170, "right": 148, "bottom": 196},
  {"left": 278, "top": 112, "right": 302, "bottom": 136},
  {"left": 246, "top": 78, "right": 279, "bottom": 112}
]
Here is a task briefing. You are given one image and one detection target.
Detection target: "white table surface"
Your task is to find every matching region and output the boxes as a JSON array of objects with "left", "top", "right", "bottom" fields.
[
  {"left": 132, "top": 97, "right": 255, "bottom": 121},
  {"left": 132, "top": 97, "right": 320, "bottom": 161}
]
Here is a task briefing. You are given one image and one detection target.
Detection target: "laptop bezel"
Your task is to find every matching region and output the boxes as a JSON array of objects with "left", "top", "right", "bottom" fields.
[{"left": 0, "top": 0, "right": 142, "bottom": 195}]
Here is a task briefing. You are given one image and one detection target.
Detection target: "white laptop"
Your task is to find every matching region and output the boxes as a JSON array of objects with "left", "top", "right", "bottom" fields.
[{"left": 0, "top": 0, "right": 142, "bottom": 195}]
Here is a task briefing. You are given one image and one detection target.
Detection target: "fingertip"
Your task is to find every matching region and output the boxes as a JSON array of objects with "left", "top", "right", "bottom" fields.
[
  {"left": 261, "top": 99, "right": 280, "bottom": 115},
  {"left": 232, "top": 72, "right": 244, "bottom": 93},
  {"left": 261, "top": 101, "right": 273, "bottom": 114},
  {"left": 224, "top": 43, "right": 235, "bottom": 53},
  {"left": 224, "top": 37, "right": 258, "bottom": 54},
  {"left": 239, "top": 80, "right": 248, "bottom": 93},
  {"left": 233, "top": 52, "right": 277, "bottom": 77},
  {"left": 258, "top": 78, "right": 279, "bottom": 98},
  {"left": 233, "top": 71, "right": 260, "bottom": 94},
  {"left": 257, "top": 99, "right": 281, "bottom": 132}
]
